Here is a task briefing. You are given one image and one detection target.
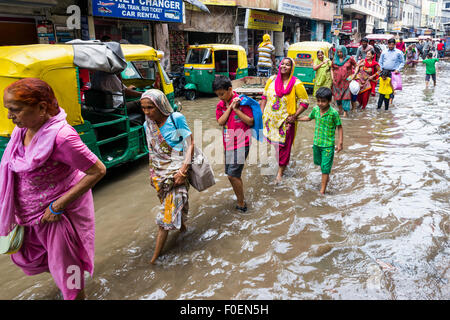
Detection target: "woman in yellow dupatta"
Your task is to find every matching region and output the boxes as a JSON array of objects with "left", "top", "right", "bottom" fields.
[{"left": 260, "top": 57, "right": 309, "bottom": 183}]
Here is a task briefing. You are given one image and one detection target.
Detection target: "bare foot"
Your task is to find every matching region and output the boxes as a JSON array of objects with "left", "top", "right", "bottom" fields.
[
  {"left": 343, "top": 111, "right": 348, "bottom": 117},
  {"left": 275, "top": 175, "right": 282, "bottom": 184}
]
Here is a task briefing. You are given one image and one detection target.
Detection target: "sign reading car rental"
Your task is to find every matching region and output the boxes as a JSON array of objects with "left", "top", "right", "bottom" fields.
[
  {"left": 278, "top": 0, "right": 312, "bottom": 18},
  {"left": 244, "top": 9, "right": 284, "bottom": 32},
  {"left": 92, "top": 0, "right": 183, "bottom": 23}
]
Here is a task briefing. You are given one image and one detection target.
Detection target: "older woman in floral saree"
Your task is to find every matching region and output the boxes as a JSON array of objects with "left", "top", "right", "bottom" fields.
[
  {"left": 141, "top": 89, "right": 194, "bottom": 264},
  {"left": 260, "top": 57, "right": 309, "bottom": 183},
  {"left": 0, "top": 78, "right": 106, "bottom": 300}
]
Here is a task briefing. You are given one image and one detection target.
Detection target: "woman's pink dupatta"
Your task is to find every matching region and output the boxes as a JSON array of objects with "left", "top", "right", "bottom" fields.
[
  {"left": 0, "top": 108, "right": 67, "bottom": 236},
  {"left": 274, "top": 57, "right": 297, "bottom": 98}
]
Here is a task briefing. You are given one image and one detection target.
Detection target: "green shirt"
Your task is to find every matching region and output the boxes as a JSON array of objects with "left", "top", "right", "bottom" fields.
[
  {"left": 309, "top": 106, "right": 342, "bottom": 147},
  {"left": 423, "top": 58, "right": 439, "bottom": 74}
]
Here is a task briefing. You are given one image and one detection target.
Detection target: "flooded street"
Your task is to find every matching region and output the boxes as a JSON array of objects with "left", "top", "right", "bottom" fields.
[{"left": 1, "top": 61, "right": 449, "bottom": 300}]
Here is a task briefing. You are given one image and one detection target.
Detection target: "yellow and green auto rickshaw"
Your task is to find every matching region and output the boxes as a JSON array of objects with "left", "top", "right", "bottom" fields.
[
  {"left": 287, "top": 41, "right": 334, "bottom": 90},
  {"left": 183, "top": 44, "right": 248, "bottom": 100},
  {"left": 0, "top": 42, "right": 174, "bottom": 168}
]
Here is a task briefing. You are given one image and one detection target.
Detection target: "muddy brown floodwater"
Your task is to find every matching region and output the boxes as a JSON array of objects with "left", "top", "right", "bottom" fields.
[{"left": 1, "top": 62, "right": 449, "bottom": 300}]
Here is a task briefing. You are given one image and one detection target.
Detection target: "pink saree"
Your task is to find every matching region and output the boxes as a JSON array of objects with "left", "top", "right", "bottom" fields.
[{"left": 0, "top": 108, "right": 98, "bottom": 300}]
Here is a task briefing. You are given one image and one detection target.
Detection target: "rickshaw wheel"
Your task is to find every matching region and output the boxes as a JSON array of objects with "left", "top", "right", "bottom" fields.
[{"left": 185, "top": 90, "right": 197, "bottom": 101}]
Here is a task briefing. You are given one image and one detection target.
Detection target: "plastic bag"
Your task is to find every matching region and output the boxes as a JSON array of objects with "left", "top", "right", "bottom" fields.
[
  {"left": 391, "top": 72, "right": 403, "bottom": 91},
  {"left": 349, "top": 80, "right": 360, "bottom": 95},
  {"left": 239, "top": 94, "right": 263, "bottom": 142}
]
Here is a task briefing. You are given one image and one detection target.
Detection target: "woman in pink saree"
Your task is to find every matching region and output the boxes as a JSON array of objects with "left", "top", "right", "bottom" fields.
[{"left": 0, "top": 78, "right": 106, "bottom": 300}]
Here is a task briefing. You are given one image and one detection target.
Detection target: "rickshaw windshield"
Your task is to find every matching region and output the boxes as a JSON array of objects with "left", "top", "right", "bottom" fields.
[
  {"left": 186, "top": 48, "right": 212, "bottom": 64},
  {"left": 121, "top": 60, "right": 156, "bottom": 80}
]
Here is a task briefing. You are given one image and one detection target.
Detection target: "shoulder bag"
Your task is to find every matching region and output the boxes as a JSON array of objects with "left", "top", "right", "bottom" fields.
[{"left": 169, "top": 113, "right": 216, "bottom": 192}]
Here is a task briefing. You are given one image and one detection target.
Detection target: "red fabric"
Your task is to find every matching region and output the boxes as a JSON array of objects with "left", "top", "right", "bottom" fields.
[
  {"left": 275, "top": 123, "right": 295, "bottom": 166},
  {"left": 370, "top": 80, "right": 377, "bottom": 95},
  {"left": 364, "top": 57, "right": 379, "bottom": 69},
  {"left": 396, "top": 42, "right": 406, "bottom": 52},
  {"left": 437, "top": 43, "right": 444, "bottom": 51},
  {"left": 216, "top": 91, "right": 254, "bottom": 151},
  {"left": 357, "top": 90, "right": 371, "bottom": 109}
]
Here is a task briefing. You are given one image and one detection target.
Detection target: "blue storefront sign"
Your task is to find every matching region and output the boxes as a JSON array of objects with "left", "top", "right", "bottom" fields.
[{"left": 92, "top": 0, "right": 183, "bottom": 23}]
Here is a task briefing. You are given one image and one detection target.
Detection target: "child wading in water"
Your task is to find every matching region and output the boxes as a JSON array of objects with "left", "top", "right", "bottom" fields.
[
  {"left": 298, "top": 87, "right": 343, "bottom": 194},
  {"left": 422, "top": 53, "right": 439, "bottom": 89},
  {"left": 377, "top": 70, "right": 395, "bottom": 111},
  {"left": 214, "top": 75, "right": 254, "bottom": 212}
]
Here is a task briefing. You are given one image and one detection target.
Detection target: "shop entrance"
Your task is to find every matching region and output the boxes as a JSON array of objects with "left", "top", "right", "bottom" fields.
[{"left": 0, "top": 17, "right": 37, "bottom": 45}]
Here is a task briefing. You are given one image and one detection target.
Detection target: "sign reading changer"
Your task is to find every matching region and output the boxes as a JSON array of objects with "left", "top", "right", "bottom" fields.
[{"left": 92, "top": 0, "right": 183, "bottom": 23}]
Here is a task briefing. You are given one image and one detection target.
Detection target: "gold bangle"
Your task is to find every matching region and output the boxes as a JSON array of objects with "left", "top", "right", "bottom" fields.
[{"left": 178, "top": 170, "right": 187, "bottom": 177}]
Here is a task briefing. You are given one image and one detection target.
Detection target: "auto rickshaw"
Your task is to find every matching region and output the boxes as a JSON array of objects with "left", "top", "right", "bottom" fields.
[
  {"left": 287, "top": 41, "right": 334, "bottom": 90},
  {"left": 183, "top": 44, "right": 248, "bottom": 100},
  {"left": 0, "top": 42, "right": 174, "bottom": 168}
]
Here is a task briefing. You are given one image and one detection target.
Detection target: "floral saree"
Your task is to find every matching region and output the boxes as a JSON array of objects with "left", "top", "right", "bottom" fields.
[{"left": 144, "top": 119, "right": 189, "bottom": 231}]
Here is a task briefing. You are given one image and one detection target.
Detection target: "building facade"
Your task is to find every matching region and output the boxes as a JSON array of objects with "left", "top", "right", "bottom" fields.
[{"left": 341, "top": 0, "right": 388, "bottom": 42}]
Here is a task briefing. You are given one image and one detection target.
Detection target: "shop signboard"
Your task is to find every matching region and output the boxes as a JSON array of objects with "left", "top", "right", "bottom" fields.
[
  {"left": 244, "top": 9, "right": 283, "bottom": 32},
  {"left": 332, "top": 15, "right": 343, "bottom": 31},
  {"left": 429, "top": 2, "right": 436, "bottom": 17},
  {"left": 278, "top": 0, "right": 312, "bottom": 18},
  {"left": 341, "top": 21, "right": 352, "bottom": 33},
  {"left": 92, "top": 0, "right": 183, "bottom": 23},
  {"left": 393, "top": 21, "right": 402, "bottom": 31}
]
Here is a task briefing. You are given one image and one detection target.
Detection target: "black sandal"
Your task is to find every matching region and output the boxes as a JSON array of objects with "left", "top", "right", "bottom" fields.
[{"left": 235, "top": 204, "right": 248, "bottom": 213}]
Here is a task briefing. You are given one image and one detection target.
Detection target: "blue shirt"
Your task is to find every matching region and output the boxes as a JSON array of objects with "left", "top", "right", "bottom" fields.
[
  {"left": 379, "top": 48, "right": 405, "bottom": 71},
  {"left": 160, "top": 112, "right": 192, "bottom": 151},
  {"left": 144, "top": 112, "right": 192, "bottom": 152}
]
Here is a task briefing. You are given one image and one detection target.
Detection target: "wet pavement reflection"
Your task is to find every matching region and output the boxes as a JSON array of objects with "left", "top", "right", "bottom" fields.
[{"left": 0, "top": 61, "right": 449, "bottom": 300}]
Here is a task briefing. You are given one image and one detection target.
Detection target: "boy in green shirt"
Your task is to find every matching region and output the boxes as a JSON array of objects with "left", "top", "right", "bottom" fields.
[
  {"left": 422, "top": 53, "right": 439, "bottom": 88},
  {"left": 298, "top": 87, "right": 343, "bottom": 194}
]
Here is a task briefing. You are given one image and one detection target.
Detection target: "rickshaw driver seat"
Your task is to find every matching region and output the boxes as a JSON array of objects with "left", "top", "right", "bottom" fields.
[{"left": 84, "top": 89, "right": 121, "bottom": 113}]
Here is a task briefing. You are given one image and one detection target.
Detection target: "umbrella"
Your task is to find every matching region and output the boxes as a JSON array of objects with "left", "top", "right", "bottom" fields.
[{"left": 183, "top": 0, "right": 210, "bottom": 13}]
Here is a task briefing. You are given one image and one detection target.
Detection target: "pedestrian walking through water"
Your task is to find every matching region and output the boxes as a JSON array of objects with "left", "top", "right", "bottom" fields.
[
  {"left": 351, "top": 49, "right": 380, "bottom": 110},
  {"left": 298, "top": 87, "right": 343, "bottom": 195},
  {"left": 140, "top": 89, "right": 194, "bottom": 264},
  {"left": 312, "top": 50, "right": 332, "bottom": 97},
  {"left": 331, "top": 45, "right": 357, "bottom": 117},
  {"left": 260, "top": 57, "right": 309, "bottom": 183},
  {"left": 0, "top": 78, "right": 106, "bottom": 300},
  {"left": 214, "top": 75, "right": 254, "bottom": 213}
]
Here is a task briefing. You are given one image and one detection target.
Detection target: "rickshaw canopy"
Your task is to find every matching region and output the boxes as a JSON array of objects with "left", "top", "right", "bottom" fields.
[
  {"left": 0, "top": 43, "right": 170, "bottom": 138},
  {"left": 121, "top": 44, "right": 160, "bottom": 62},
  {"left": 0, "top": 44, "right": 82, "bottom": 137},
  {"left": 288, "top": 41, "right": 333, "bottom": 53}
]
